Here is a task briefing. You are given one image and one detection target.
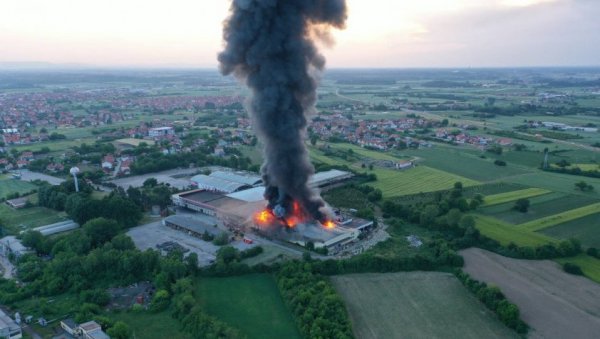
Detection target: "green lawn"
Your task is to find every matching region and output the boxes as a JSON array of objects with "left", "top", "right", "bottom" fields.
[
  {"left": 110, "top": 311, "right": 191, "bottom": 339},
  {"left": 519, "top": 202, "right": 600, "bottom": 231},
  {"left": 482, "top": 188, "right": 551, "bottom": 206},
  {"left": 506, "top": 171, "right": 600, "bottom": 196},
  {"left": 196, "top": 274, "right": 301, "bottom": 339},
  {"left": 473, "top": 215, "right": 557, "bottom": 247},
  {"left": 368, "top": 166, "right": 479, "bottom": 197},
  {"left": 0, "top": 203, "right": 68, "bottom": 234},
  {"left": 541, "top": 213, "right": 600, "bottom": 249},
  {"left": 556, "top": 255, "right": 600, "bottom": 284},
  {"left": 0, "top": 179, "right": 37, "bottom": 199}
]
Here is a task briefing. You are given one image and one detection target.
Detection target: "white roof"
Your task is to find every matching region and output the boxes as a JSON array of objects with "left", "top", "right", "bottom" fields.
[
  {"left": 226, "top": 186, "right": 265, "bottom": 202},
  {"left": 209, "top": 170, "right": 263, "bottom": 186},
  {"left": 0, "top": 308, "right": 19, "bottom": 332},
  {"left": 191, "top": 174, "right": 252, "bottom": 193},
  {"left": 309, "top": 169, "right": 353, "bottom": 186}
]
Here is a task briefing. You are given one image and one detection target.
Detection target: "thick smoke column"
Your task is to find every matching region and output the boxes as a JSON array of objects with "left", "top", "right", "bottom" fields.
[{"left": 219, "top": 0, "right": 347, "bottom": 222}]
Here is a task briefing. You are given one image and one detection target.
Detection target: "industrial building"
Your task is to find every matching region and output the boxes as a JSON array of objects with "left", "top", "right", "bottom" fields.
[
  {"left": 308, "top": 169, "right": 354, "bottom": 188},
  {"left": 0, "top": 309, "right": 21, "bottom": 339},
  {"left": 32, "top": 220, "right": 79, "bottom": 237},
  {"left": 163, "top": 215, "right": 224, "bottom": 239}
]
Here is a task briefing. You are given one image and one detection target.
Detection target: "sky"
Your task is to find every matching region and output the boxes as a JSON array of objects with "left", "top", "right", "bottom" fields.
[{"left": 0, "top": 0, "right": 598, "bottom": 68}]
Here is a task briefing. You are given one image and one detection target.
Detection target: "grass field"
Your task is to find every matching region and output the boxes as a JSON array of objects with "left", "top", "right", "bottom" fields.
[
  {"left": 196, "top": 274, "right": 301, "bottom": 339},
  {"left": 110, "top": 311, "right": 191, "bottom": 339},
  {"left": 0, "top": 179, "right": 37, "bottom": 199},
  {"left": 482, "top": 188, "right": 551, "bottom": 206},
  {"left": 369, "top": 166, "right": 479, "bottom": 197},
  {"left": 541, "top": 213, "right": 600, "bottom": 249},
  {"left": 0, "top": 203, "right": 67, "bottom": 234},
  {"left": 479, "top": 192, "right": 598, "bottom": 225},
  {"left": 556, "top": 255, "right": 600, "bottom": 284},
  {"left": 519, "top": 202, "right": 600, "bottom": 231},
  {"left": 332, "top": 272, "right": 518, "bottom": 339},
  {"left": 506, "top": 171, "right": 600, "bottom": 196},
  {"left": 473, "top": 215, "right": 557, "bottom": 247}
]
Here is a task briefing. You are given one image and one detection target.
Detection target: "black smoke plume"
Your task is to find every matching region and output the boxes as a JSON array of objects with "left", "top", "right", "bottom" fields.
[{"left": 218, "top": 0, "right": 347, "bottom": 222}]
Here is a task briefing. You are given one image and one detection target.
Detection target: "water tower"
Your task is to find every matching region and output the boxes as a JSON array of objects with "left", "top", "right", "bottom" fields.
[{"left": 70, "top": 167, "right": 80, "bottom": 192}]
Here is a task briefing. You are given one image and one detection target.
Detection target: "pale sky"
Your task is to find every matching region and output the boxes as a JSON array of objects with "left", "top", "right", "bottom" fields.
[{"left": 0, "top": 0, "right": 598, "bottom": 68}]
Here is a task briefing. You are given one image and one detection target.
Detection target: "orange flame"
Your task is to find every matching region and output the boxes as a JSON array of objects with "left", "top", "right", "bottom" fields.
[
  {"left": 323, "top": 220, "right": 336, "bottom": 229},
  {"left": 254, "top": 209, "right": 274, "bottom": 225}
]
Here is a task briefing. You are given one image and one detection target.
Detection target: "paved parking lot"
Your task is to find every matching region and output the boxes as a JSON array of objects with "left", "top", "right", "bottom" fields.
[
  {"left": 110, "top": 168, "right": 200, "bottom": 190},
  {"left": 127, "top": 219, "right": 256, "bottom": 267}
]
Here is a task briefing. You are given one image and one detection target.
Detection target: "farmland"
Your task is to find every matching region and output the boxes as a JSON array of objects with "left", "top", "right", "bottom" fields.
[
  {"left": 195, "top": 274, "right": 301, "bottom": 339},
  {"left": 556, "top": 255, "right": 600, "bottom": 284},
  {"left": 541, "top": 213, "right": 600, "bottom": 248},
  {"left": 519, "top": 202, "right": 600, "bottom": 231},
  {"left": 109, "top": 311, "right": 192, "bottom": 339},
  {"left": 0, "top": 200, "right": 67, "bottom": 234},
  {"left": 331, "top": 272, "right": 518, "bottom": 339},
  {"left": 368, "top": 166, "right": 478, "bottom": 197},
  {"left": 0, "top": 178, "right": 37, "bottom": 199},
  {"left": 482, "top": 188, "right": 551, "bottom": 206},
  {"left": 473, "top": 215, "right": 556, "bottom": 247},
  {"left": 461, "top": 248, "right": 600, "bottom": 338}
]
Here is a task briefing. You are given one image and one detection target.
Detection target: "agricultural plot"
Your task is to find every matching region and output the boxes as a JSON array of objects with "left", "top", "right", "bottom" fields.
[
  {"left": 0, "top": 203, "right": 68, "bottom": 234},
  {"left": 110, "top": 311, "right": 191, "bottom": 339},
  {"left": 482, "top": 188, "right": 551, "bottom": 206},
  {"left": 331, "top": 272, "right": 518, "bottom": 339},
  {"left": 196, "top": 274, "right": 301, "bottom": 339},
  {"left": 556, "top": 254, "right": 600, "bottom": 284},
  {"left": 473, "top": 215, "right": 556, "bottom": 247},
  {"left": 480, "top": 192, "right": 597, "bottom": 225},
  {"left": 368, "top": 166, "right": 479, "bottom": 197},
  {"left": 506, "top": 171, "right": 600, "bottom": 195},
  {"left": 0, "top": 178, "right": 37, "bottom": 199},
  {"left": 541, "top": 213, "right": 600, "bottom": 249},
  {"left": 519, "top": 202, "right": 600, "bottom": 231},
  {"left": 461, "top": 248, "right": 600, "bottom": 339}
]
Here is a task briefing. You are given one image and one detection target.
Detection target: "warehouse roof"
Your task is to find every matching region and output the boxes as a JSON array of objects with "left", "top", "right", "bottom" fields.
[
  {"left": 209, "top": 170, "right": 263, "bottom": 186},
  {"left": 164, "top": 215, "right": 223, "bottom": 237},
  {"left": 309, "top": 169, "right": 353, "bottom": 187},
  {"left": 226, "top": 186, "right": 266, "bottom": 202},
  {"left": 0, "top": 308, "right": 20, "bottom": 333},
  {"left": 191, "top": 174, "right": 252, "bottom": 193}
]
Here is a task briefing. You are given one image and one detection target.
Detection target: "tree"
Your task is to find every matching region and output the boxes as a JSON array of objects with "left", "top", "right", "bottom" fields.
[
  {"left": 310, "top": 134, "right": 318, "bottom": 146},
  {"left": 216, "top": 246, "right": 238, "bottom": 264},
  {"left": 420, "top": 205, "right": 439, "bottom": 227},
  {"left": 107, "top": 321, "right": 132, "bottom": 339},
  {"left": 459, "top": 215, "right": 476, "bottom": 229},
  {"left": 513, "top": 198, "right": 530, "bottom": 213},
  {"left": 83, "top": 218, "right": 120, "bottom": 247},
  {"left": 150, "top": 290, "right": 170, "bottom": 312},
  {"left": 575, "top": 181, "right": 594, "bottom": 192},
  {"left": 446, "top": 209, "right": 462, "bottom": 227}
]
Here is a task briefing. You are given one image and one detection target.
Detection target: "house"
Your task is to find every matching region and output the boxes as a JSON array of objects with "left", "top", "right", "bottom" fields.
[
  {"left": 60, "top": 319, "right": 78, "bottom": 336},
  {"left": 148, "top": 126, "right": 174, "bottom": 138},
  {"left": 79, "top": 321, "right": 110, "bottom": 339}
]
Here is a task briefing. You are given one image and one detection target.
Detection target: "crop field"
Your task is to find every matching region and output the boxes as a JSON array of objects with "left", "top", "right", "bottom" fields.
[
  {"left": 402, "top": 147, "right": 530, "bottom": 181},
  {"left": 368, "top": 166, "right": 479, "bottom": 197},
  {"left": 0, "top": 178, "right": 37, "bottom": 199},
  {"left": 0, "top": 203, "right": 68, "bottom": 234},
  {"left": 540, "top": 213, "right": 600, "bottom": 248},
  {"left": 110, "top": 311, "right": 191, "bottom": 339},
  {"left": 196, "top": 274, "right": 300, "bottom": 339},
  {"left": 482, "top": 188, "right": 551, "bottom": 206},
  {"left": 506, "top": 171, "right": 600, "bottom": 195},
  {"left": 480, "top": 192, "right": 598, "bottom": 225},
  {"left": 473, "top": 215, "right": 556, "bottom": 247},
  {"left": 519, "top": 202, "right": 600, "bottom": 231},
  {"left": 556, "top": 255, "right": 600, "bottom": 284},
  {"left": 331, "top": 272, "right": 518, "bottom": 339},
  {"left": 461, "top": 248, "right": 600, "bottom": 339}
]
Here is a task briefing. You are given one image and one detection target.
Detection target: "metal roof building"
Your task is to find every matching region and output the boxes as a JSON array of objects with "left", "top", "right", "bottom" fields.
[
  {"left": 226, "top": 186, "right": 266, "bottom": 202},
  {"left": 209, "top": 170, "right": 263, "bottom": 187},
  {"left": 190, "top": 174, "right": 252, "bottom": 193},
  {"left": 309, "top": 169, "right": 353, "bottom": 188},
  {"left": 33, "top": 220, "right": 79, "bottom": 237},
  {"left": 0, "top": 308, "right": 21, "bottom": 339}
]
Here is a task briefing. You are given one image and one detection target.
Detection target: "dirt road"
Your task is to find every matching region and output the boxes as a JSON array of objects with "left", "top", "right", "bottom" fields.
[{"left": 460, "top": 248, "right": 600, "bottom": 339}]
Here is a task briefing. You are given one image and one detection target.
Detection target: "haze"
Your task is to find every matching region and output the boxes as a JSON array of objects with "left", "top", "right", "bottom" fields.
[{"left": 1, "top": 0, "right": 598, "bottom": 68}]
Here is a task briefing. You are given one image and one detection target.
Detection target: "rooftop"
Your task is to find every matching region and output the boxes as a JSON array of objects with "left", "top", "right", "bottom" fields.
[
  {"left": 164, "top": 215, "right": 222, "bottom": 236},
  {"left": 191, "top": 174, "right": 252, "bottom": 193},
  {"left": 209, "top": 170, "right": 263, "bottom": 186}
]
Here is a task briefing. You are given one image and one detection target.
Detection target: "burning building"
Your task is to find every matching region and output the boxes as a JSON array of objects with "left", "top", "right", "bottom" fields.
[{"left": 218, "top": 0, "right": 348, "bottom": 228}]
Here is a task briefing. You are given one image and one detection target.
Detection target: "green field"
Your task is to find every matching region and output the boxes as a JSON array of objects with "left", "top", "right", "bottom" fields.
[
  {"left": 0, "top": 202, "right": 67, "bottom": 234},
  {"left": 332, "top": 272, "right": 518, "bottom": 339},
  {"left": 110, "top": 311, "right": 192, "bottom": 339},
  {"left": 506, "top": 171, "right": 600, "bottom": 196},
  {"left": 556, "top": 255, "right": 600, "bottom": 284},
  {"left": 479, "top": 192, "right": 598, "bottom": 225},
  {"left": 541, "top": 213, "right": 600, "bottom": 248},
  {"left": 0, "top": 179, "right": 37, "bottom": 199},
  {"left": 519, "top": 202, "right": 600, "bottom": 231},
  {"left": 482, "top": 188, "right": 551, "bottom": 206},
  {"left": 473, "top": 215, "right": 557, "bottom": 247},
  {"left": 196, "top": 274, "right": 301, "bottom": 339},
  {"left": 369, "top": 166, "right": 479, "bottom": 197}
]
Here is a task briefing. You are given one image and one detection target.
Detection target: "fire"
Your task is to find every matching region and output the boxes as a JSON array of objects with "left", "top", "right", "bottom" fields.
[
  {"left": 255, "top": 209, "right": 274, "bottom": 225},
  {"left": 322, "top": 220, "right": 336, "bottom": 229}
]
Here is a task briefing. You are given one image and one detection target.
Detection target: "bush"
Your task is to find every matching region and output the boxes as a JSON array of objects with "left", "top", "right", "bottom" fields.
[
  {"left": 150, "top": 289, "right": 170, "bottom": 312},
  {"left": 494, "top": 160, "right": 506, "bottom": 166},
  {"left": 563, "top": 262, "right": 583, "bottom": 275}
]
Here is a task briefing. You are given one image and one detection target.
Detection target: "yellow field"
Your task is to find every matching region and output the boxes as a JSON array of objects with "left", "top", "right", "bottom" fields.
[
  {"left": 519, "top": 202, "right": 600, "bottom": 231},
  {"left": 482, "top": 188, "right": 551, "bottom": 206},
  {"left": 473, "top": 215, "right": 557, "bottom": 247}
]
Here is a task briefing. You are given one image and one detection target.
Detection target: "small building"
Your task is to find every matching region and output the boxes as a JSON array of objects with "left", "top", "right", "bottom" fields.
[
  {"left": 60, "top": 318, "right": 78, "bottom": 336},
  {"left": 148, "top": 127, "right": 174, "bottom": 138},
  {"left": 79, "top": 321, "right": 109, "bottom": 339},
  {"left": 0, "top": 308, "right": 22, "bottom": 339},
  {"left": 5, "top": 197, "right": 28, "bottom": 209}
]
